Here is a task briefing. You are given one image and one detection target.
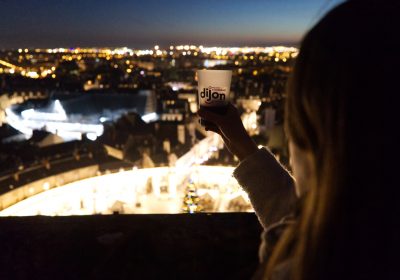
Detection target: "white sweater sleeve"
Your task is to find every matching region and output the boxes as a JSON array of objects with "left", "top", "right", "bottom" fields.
[{"left": 233, "top": 147, "right": 297, "bottom": 230}]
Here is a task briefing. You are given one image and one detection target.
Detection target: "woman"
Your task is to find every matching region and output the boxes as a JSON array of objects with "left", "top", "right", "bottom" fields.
[{"left": 198, "top": 0, "right": 397, "bottom": 279}]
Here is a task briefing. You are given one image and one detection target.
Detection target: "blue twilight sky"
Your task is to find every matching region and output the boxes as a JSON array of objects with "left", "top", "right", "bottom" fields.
[{"left": 0, "top": 0, "right": 344, "bottom": 49}]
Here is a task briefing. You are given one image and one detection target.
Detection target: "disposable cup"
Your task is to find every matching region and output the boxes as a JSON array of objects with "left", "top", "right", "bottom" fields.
[{"left": 197, "top": 69, "right": 232, "bottom": 126}]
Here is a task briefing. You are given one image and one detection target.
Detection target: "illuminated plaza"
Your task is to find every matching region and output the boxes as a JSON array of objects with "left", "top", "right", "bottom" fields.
[
  {"left": 0, "top": 131, "right": 253, "bottom": 216},
  {"left": 0, "top": 166, "right": 252, "bottom": 216}
]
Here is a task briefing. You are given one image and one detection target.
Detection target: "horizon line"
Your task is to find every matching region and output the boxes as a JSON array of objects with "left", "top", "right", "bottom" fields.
[{"left": 0, "top": 43, "right": 300, "bottom": 51}]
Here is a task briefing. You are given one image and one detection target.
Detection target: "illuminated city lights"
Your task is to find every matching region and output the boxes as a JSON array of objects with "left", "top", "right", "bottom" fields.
[
  {"left": 0, "top": 166, "right": 251, "bottom": 216},
  {"left": 1, "top": 41, "right": 293, "bottom": 219},
  {"left": 0, "top": 45, "right": 298, "bottom": 82}
]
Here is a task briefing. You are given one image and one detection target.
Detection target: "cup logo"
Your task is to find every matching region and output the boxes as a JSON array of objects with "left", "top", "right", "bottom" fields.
[{"left": 200, "top": 86, "right": 226, "bottom": 104}]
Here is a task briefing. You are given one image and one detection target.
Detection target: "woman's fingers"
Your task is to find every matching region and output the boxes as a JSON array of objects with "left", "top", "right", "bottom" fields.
[
  {"left": 198, "top": 107, "right": 223, "bottom": 124},
  {"left": 197, "top": 103, "right": 257, "bottom": 160}
]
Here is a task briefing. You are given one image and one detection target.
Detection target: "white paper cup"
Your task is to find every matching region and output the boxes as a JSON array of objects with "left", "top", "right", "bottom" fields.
[{"left": 197, "top": 69, "right": 232, "bottom": 115}]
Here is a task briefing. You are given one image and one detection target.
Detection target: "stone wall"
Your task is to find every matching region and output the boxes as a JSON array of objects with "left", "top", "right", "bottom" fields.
[{"left": 0, "top": 213, "right": 262, "bottom": 280}]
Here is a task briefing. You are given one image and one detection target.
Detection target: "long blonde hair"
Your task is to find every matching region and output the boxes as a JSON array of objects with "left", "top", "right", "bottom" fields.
[{"left": 265, "top": 1, "right": 396, "bottom": 279}]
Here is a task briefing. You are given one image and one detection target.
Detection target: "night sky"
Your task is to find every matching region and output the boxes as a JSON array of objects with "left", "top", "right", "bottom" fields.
[{"left": 0, "top": 0, "right": 343, "bottom": 49}]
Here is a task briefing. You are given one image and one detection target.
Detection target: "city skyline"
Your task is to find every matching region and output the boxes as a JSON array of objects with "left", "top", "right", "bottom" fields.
[{"left": 0, "top": 0, "right": 343, "bottom": 49}]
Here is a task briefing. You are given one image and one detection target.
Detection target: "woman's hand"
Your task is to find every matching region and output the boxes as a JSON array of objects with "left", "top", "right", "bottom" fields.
[{"left": 198, "top": 103, "right": 258, "bottom": 161}]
